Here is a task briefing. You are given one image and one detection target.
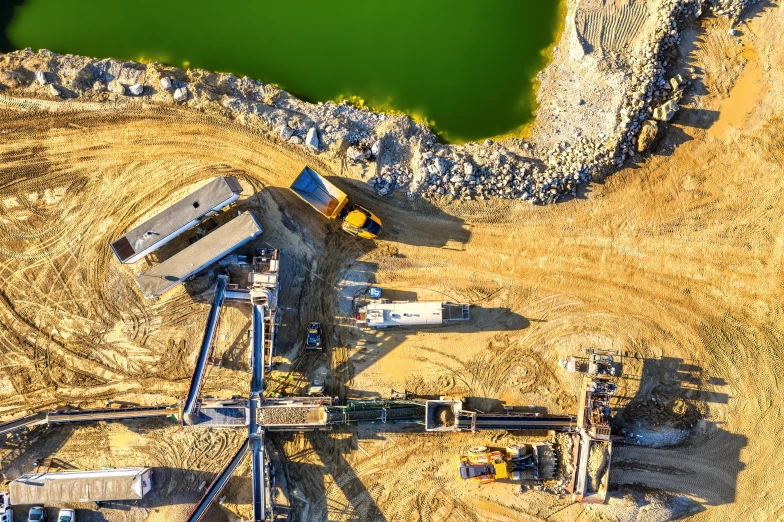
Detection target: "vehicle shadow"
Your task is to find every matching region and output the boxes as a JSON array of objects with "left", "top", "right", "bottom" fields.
[{"left": 607, "top": 355, "right": 745, "bottom": 510}]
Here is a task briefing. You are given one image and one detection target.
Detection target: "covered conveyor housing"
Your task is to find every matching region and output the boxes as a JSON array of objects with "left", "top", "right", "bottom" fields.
[
  {"left": 110, "top": 176, "right": 243, "bottom": 263},
  {"left": 9, "top": 467, "right": 152, "bottom": 504},
  {"left": 357, "top": 301, "right": 470, "bottom": 328},
  {"left": 136, "top": 212, "right": 262, "bottom": 298}
]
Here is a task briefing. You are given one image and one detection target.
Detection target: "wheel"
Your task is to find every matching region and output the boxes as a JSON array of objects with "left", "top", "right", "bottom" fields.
[{"left": 468, "top": 446, "right": 488, "bottom": 454}]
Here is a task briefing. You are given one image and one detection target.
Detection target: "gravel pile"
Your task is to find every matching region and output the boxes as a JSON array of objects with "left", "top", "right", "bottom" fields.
[
  {"left": 258, "top": 406, "right": 316, "bottom": 425},
  {"left": 0, "top": 0, "right": 758, "bottom": 205}
]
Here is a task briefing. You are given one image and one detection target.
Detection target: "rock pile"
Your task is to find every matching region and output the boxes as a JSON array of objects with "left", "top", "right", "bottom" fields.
[
  {"left": 258, "top": 407, "right": 313, "bottom": 425},
  {"left": 0, "top": 0, "right": 759, "bottom": 205}
]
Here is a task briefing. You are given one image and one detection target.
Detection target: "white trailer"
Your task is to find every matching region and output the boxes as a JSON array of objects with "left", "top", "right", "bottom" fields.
[
  {"left": 9, "top": 467, "right": 152, "bottom": 505},
  {"left": 356, "top": 301, "right": 469, "bottom": 328}
]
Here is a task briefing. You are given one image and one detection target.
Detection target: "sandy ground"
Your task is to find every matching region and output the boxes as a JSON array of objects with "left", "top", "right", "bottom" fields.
[{"left": 1, "top": 2, "right": 784, "bottom": 522}]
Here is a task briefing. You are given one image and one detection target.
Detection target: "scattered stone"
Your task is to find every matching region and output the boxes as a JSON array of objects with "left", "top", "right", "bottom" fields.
[
  {"left": 159, "top": 77, "right": 172, "bottom": 90},
  {"left": 305, "top": 128, "right": 319, "bottom": 150},
  {"left": 35, "top": 71, "right": 47, "bottom": 85},
  {"left": 276, "top": 126, "right": 293, "bottom": 141},
  {"left": 653, "top": 99, "right": 679, "bottom": 121},
  {"left": 92, "top": 80, "right": 106, "bottom": 92},
  {"left": 371, "top": 139, "right": 382, "bottom": 157},
  {"left": 637, "top": 120, "right": 659, "bottom": 152},
  {"left": 128, "top": 84, "right": 143, "bottom": 96},
  {"left": 347, "top": 146, "right": 370, "bottom": 161},
  {"left": 108, "top": 81, "right": 125, "bottom": 95},
  {"left": 728, "top": 28, "right": 738, "bottom": 36},
  {"left": 173, "top": 86, "right": 188, "bottom": 102},
  {"left": 289, "top": 136, "right": 303, "bottom": 145},
  {"left": 48, "top": 84, "right": 61, "bottom": 97}
]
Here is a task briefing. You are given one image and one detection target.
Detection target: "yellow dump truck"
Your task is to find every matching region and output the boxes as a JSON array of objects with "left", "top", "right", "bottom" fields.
[{"left": 290, "top": 166, "right": 382, "bottom": 239}]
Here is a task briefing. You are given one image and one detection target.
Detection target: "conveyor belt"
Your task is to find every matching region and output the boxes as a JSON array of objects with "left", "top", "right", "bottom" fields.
[
  {"left": 187, "top": 439, "right": 249, "bottom": 522},
  {"left": 0, "top": 411, "right": 47, "bottom": 435},
  {"left": 47, "top": 406, "right": 177, "bottom": 424},
  {"left": 250, "top": 434, "right": 267, "bottom": 522},
  {"left": 455, "top": 413, "right": 577, "bottom": 432},
  {"left": 251, "top": 304, "right": 265, "bottom": 394},
  {"left": 184, "top": 275, "right": 228, "bottom": 415}
]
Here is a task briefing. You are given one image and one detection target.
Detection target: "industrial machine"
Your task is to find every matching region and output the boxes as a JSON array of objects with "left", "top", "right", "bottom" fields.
[
  {"left": 306, "top": 322, "right": 323, "bottom": 351},
  {"left": 290, "top": 166, "right": 382, "bottom": 239},
  {"left": 0, "top": 492, "right": 11, "bottom": 522},
  {"left": 457, "top": 444, "right": 543, "bottom": 485}
]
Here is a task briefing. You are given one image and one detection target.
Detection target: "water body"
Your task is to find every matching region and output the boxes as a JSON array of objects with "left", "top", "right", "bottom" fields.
[{"left": 3, "top": 0, "right": 563, "bottom": 142}]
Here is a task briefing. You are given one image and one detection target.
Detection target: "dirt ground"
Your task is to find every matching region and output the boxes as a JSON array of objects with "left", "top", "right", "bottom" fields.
[{"left": 1, "top": 3, "right": 784, "bottom": 522}]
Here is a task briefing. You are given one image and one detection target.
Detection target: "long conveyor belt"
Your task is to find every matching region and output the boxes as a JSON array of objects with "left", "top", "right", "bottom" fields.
[
  {"left": 183, "top": 275, "right": 228, "bottom": 415},
  {"left": 0, "top": 411, "right": 48, "bottom": 435},
  {"left": 455, "top": 413, "right": 577, "bottom": 432}
]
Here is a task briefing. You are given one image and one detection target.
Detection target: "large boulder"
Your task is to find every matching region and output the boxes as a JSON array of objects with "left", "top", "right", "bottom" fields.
[
  {"left": 276, "top": 126, "right": 293, "bottom": 141},
  {"left": 48, "top": 84, "right": 61, "bottom": 97},
  {"left": 92, "top": 80, "right": 106, "bottom": 92},
  {"left": 637, "top": 120, "right": 659, "bottom": 152},
  {"left": 653, "top": 99, "right": 679, "bottom": 122},
  {"left": 159, "top": 77, "right": 172, "bottom": 91},
  {"left": 370, "top": 139, "right": 382, "bottom": 157},
  {"left": 347, "top": 146, "right": 371, "bottom": 162},
  {"left": 35, "top": 71, "right": 48, "bottom": 85},
  {"left": 108, "top": 81, "right": 125, "bottom": 95},
  {"left": 128, "top": 84, "right": 144, "bottom": 96},
  {"left": 305, "top": 127, "right": 319, "bottom": 151},
  {"left": 173, "top": 86, "right": 188, "bottom": 102}
]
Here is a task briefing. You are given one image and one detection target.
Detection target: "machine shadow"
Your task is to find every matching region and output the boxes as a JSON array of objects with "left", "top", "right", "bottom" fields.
[
  {"left": 325, "top": 176, "right": 472, "bottom": 248},
  {"left": 607, "top": 356, "right": 745, "bottom": 509}
]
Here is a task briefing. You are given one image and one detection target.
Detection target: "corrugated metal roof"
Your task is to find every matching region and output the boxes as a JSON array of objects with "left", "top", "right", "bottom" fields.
[
  {"left": 136, "top": 212, "right": 262, "bottom": 298},
  {"left": 110, "top": 176, "right": 242, "bottom": 263},
  {"left": 9, "top": 467, "right": 150, "bottom": 504}
]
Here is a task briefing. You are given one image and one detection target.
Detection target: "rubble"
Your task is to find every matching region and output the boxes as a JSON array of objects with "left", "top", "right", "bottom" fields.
[
  {"left": 0, "top": 0, "right": 760, "bottom": 206},
  {"left": 128, "top": 83, "right": 144, "bottom": 96}
]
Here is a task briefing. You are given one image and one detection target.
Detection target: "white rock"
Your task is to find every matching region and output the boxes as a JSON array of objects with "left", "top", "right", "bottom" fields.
[
  {"left": 48, "top": 84, "right": 61, "bottom": 97},
  {"left": 173, "top": 86, "right": 188, "bottom": 102},
  {"left": 347, "top": 146, "right": 370, "bottom": 161},
  {"left": 434, "top": 158, "right": 446, "bottom": 175},
  {"left": 463, "top": 163, "right": 474, "bottom": 177},
  {"left": 277, "top": 126, "right": 293, "bottom": 140},
  {"left": 289, "top": 136, "right": 303, "bottom": 145},
  {"left": 35, "top": 71, "right": 48, "bottom": 85},
  {"left": 159, "top": 77, "right": 172, "bottom": 90},
  {"left": 371, "top": 140, "right": 382, "bottom": 157},
  {"left": 92, "top": 80, "right": 106, "bottom": 92},
  {"left": 305, "top": 128, "right": 319, "bottom": 150},
  {"left": 128, "top": 84, "right": 144, "bottom": 96},
  {"left": 108, "top": 81, "right": 125, "bottom": 95}
]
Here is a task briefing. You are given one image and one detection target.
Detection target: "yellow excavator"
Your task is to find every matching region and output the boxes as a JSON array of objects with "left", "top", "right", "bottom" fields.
[
  {"left": 457, "top": 444, "right": 538, "bottom": 485},
  {"left": 289, "top": 166, "right": 382, "bottom": 239}
]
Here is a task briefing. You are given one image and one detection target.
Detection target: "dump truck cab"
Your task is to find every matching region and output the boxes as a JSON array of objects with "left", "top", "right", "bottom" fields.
[
  {"left": 339, "top": 204, "right": 382, "bottom": 239},
  {"left": 289, "top": 167, "right": 382, "bottom": 239}
]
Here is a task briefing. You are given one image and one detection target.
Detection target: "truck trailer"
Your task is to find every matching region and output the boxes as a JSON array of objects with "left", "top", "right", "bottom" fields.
[{"left": 9, "top": 467, "right": 152, "bottom": 505}]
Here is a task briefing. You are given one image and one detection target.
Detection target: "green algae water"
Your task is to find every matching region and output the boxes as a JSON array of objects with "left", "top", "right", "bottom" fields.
[{"left": 4, "top": 0, "right": 562, "bottom": 143}]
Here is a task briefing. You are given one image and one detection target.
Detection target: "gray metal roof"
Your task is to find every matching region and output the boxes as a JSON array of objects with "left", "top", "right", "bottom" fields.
[
  {"left": 110, "top": 176, "right": 243, "bottom": 263},
  {"left": 9, "top": 467, "right": 150, "bottom": 504},
  {"left": 136, "top": 212, "right": 262, "bottom": 298}
]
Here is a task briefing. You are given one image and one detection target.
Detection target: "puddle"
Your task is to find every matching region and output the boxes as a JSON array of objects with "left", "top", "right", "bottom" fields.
[{"left": 708, "top": 48, "right": 768, "bottom": 140}]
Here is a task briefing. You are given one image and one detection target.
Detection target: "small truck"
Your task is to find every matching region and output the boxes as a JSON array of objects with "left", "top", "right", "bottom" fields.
[
  {"left": 290, "top": 166, "right": 382, "bottom": 239},
  {"left": 305, "top": 322, "right": 322, "bottom": 351}
]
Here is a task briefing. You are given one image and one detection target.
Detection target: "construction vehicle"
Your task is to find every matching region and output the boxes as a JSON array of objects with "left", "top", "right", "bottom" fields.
[
  {"left": 305, "top": 322, "right": 323, "bottom": 351},
  {"left": 0, "top": 492, "right": 12, "bottom": 522},
  {"left": 290, "top": 166, "right": 382, "bottom": 239},
  {"left": 457, "top": 444, "right": 548, "bottom": 485}
]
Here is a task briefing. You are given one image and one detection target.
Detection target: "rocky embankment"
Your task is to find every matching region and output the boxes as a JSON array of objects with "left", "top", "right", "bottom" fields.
[{"left": 0, "top": 0, "right": 757, "bottom": 205}]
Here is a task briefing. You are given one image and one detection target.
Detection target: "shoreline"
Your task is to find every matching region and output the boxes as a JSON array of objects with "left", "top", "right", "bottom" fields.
[{"left": 0, "top": 0, "right": 757, "bottom": 205}]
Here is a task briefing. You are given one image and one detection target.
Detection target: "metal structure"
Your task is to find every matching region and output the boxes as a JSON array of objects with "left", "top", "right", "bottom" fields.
[
  {"left": 425, "top": 400, "right": 576, "bottom": 433},
  {"left": 186, "top": 440, "right": 249, "bottom": 522},
  {"left": 183, "top": 275, "right": 229, "bottom": 416},
  {"left": 9, "top": 467, "right": 152, "bottom": 505},
  {"left": 0, "top": 406, "right": 177, "bottom": 437},
  {"left": 356, "top": 301, "right": 470, "bottom": 328},
  {"left": 110, "top": 176, "right": 243, "bottom": 264},
  {"left": 136, "top": 211, "right": 262, "bottom": 298}
]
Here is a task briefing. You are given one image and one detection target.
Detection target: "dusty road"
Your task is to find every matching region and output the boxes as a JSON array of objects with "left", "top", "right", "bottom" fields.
[{"left": 1, "top": 4, "right": 784, "bottom": 522}]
